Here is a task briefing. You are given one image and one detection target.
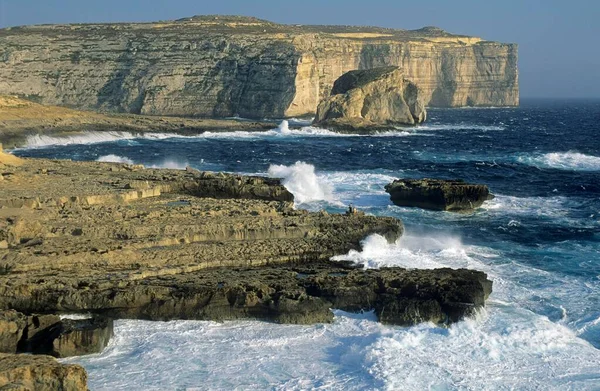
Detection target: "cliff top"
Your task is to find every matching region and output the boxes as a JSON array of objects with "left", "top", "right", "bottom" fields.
[{"left": 0, "top": 15, "right": 484, "bottom": 44}]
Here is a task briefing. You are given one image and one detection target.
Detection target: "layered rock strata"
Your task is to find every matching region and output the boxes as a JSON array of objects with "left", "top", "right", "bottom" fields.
[
  {"left": 0, "top": 155, "right": 493, "bottom": 326},
  {"left": 385, "top": 178, "right": 494, "bottom": 211},
  {"left": 0, "top": 16, "right": 518, "bottom": 118},
  {"left": 314, "top": 67, "right": 426, "bottom": 131}
]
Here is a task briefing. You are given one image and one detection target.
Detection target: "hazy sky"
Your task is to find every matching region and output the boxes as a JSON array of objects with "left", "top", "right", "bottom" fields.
[{"left": 0, "top": 0, "right": 598, "bottom": 98}]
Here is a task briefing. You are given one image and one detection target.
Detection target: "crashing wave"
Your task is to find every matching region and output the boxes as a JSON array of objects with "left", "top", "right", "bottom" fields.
[
  {"left": 332, "top": 233, "right": 480, "bottom": 270},
  {"left": 23, "top": 131, "right": 185, "bottom": 148},
  {"left": 20, "top": 120, "right": 435, "bottom": 149},
  {"left": 97, "top": 154, "right": 135, "bottom": 164},
  {"left": 267, "top": 161, "right": 334, "bottom": 205},
  {"left": 516, "top": 151, "right": 600, "bottom": 171},
  {"left": 97, "top": 155, "right": 188, "bottom": 170}
]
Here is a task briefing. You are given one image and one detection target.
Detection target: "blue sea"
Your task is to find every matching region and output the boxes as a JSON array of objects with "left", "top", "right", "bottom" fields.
[{"left": 14, "top": 99, "right": 600, "bottom": 390}]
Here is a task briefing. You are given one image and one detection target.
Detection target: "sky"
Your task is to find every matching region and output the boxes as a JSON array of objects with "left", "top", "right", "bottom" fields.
[{"left": 0, "top": 0, "right": 598, "bottom": 99}]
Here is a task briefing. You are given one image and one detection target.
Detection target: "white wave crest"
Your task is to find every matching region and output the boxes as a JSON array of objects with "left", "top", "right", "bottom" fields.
[
  {"left": 332, "top": 233, "right": 485, "bottom": 271},
  {"left": 285, "top": 117, "right": 315, "bottom": 126},
  {"left": 23, "top": 131, "right": 190, "bottom": 148},
  {"left": 97, "top": 155, "right": 188, "bottom": 170},
  {"left": 482, "top": 195, "right": 573, "bottom": 217},
  {"left": 19, "top": 121, "right": 436, "bottom": 149},
  {"left": 267, "top": 161, "right": 334, "bottom": 205},
  {"left": 97, "top": 154, "right": 134, "bottom": 164},
  {"left": 398, "top": 124, "right": 506, "bottom": 132},
  {"left": 516, "top": 151, "right": 600, "bottom": 171}
]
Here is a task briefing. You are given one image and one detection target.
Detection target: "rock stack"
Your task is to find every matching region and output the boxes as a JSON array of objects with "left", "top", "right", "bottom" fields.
[{"left": 313, "top": 67, "right": 427, "bottom": 132}]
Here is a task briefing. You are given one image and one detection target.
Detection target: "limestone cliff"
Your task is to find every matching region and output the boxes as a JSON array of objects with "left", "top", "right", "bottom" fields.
[{"left": 0, "top": 16, "right": 518, "bottom": 118}]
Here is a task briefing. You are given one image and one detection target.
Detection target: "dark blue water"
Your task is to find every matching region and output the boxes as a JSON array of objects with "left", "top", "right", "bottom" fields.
[{"left": 15, "top": 99, "right": 600, "bottom": 389}]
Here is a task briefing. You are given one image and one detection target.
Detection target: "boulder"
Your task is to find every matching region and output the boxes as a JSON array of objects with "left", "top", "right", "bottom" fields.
[
  {"left": 0, "top": 353, "right": 87, "bottom": 391},
  {"left": 385, "top": 179, "right": 494, "bottom": 211},
  {"left": 313, "top": 66, "right": 426, "bottom": 132}
]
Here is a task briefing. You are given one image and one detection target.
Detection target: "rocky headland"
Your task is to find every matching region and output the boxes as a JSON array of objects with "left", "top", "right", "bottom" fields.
[
  {"left": 0, "top": 144, "right": 494, "bottom": 386},
  {"left": 0, "top": 149, "right": 493, "bottom": 323},
  {"left": 0, "top": 13, "right": 514, "bottom": 389},
  {"left": 0, "top": 15, "right": 518, "bottom": 119},
  {"left": 313, "top": 66, "right": 426, "bottom": 132}
]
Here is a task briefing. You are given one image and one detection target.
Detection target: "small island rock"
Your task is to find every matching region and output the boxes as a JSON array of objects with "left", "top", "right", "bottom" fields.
[{"left": 385, "top": 179, "right": 494, "bottom": 212}]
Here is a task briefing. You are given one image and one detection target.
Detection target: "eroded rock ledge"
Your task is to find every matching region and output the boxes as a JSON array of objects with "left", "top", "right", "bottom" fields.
[{"left": 0, "top": 156, "right": 491, "bottom": 328}]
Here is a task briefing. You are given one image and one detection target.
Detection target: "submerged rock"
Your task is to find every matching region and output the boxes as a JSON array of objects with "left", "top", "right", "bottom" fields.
[
  {"left": 313, "top": 66, "right": 426, "bottom": 132},
  {"left": 0, "top": 353, "right": 87, "bottom": 390},
  {"left": 385, "top": 178, "right": 494, "bottom": 211}
]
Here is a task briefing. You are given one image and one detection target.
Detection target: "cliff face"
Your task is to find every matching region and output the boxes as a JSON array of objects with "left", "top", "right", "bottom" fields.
[{"left": 0, "top": 16, "right": 518, "bottom": 118}]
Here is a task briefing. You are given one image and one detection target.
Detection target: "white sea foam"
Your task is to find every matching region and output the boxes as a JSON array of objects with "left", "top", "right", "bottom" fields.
[
  {"left": 147, "top": 159, "right": 188, "bottom": 170},
  {"left": 332, "top": 233, "right": 482, "bottom": 270},
  {"left": 482, "top": 194, "right": 574, "bottom": 219},
  {"left": 97, "top": 154, "right": 134, "bottom": 164},
  {"left": 319, "top": 171, "right": 398, "bottom": 208},
  {"left": 23, "top": 131, "right": 182, "bottom": 148},
  {"left": 59, "top": 313, "right": 93, "bottom": 320},
  {"left": 285, "top": 117, "right": 315, "bottom": 127},
  {"left": 62, "top": 169, "right": 600, "bottom": 390},
  {"left": 267, "top": 161, "right": 335, "bottom": 205},
  {"left": 64, "top": 307, "right": 600, "bottom": 390},
  {"left": 19, "top": 121, "right": 435, "bottom": 149},
  {"left": 516, "top": 151, "right": 600, "bottom": 171}
]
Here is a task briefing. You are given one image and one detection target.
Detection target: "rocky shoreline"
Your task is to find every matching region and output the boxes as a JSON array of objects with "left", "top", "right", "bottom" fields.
[
  {"left": 0, "top": 148, "right": 493, "bottom": 389},
  {"left": 0, "top": 95, "right": 274, "bottom": 149}
]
